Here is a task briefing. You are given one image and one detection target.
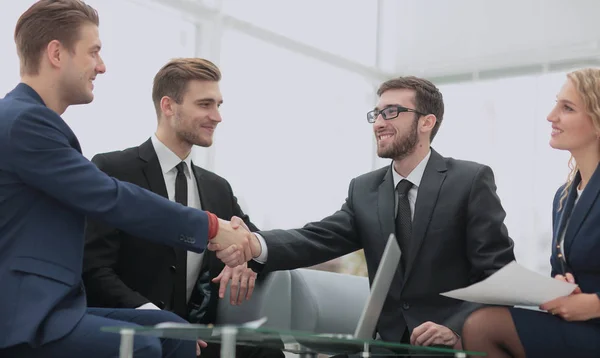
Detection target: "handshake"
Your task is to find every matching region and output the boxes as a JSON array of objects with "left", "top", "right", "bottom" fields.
[{"left": 207, "top": 216, "right": 262, "bottom": 267}]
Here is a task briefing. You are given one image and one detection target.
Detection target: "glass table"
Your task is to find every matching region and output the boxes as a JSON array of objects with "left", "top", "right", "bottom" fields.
[{"left": 101, "top": 323, "right": 485, "bottom": 357}]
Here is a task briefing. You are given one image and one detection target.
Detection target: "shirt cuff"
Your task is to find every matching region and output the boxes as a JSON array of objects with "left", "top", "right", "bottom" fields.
[
  {"left": 253, "top": 232, "right": 268, "bottom": 263},
  {"left": 137, "top": 302, "right": 161, "bottom": 310}
]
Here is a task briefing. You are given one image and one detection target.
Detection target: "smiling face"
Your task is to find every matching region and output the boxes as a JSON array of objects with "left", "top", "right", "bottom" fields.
[
  {"left": 164, "top": 80, "right": 223, "bottom": 148},
  {"left": 58, "top": 23, "right": 106, "bottom": 106},
  {"left": 373, "top": 88, "right": 423, "bottom": 160},
  {"left": 547, "top": 78, "right": 599, "bottom": 155}
]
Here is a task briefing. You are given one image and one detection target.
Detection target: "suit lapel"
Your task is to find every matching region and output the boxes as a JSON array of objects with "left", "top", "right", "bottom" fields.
[
  {"left": 553, "top": 176, "right": 578, "bottom": 253},
  {"left": 377, "top": 166, "right": 396, "bottom": 249},
  {"left": 403, "top": 150, "right": 447, "bottom": 283},
  {"left": 564, "top": 166, "right": 600, "bottom": 257},
  {"left": 191, "top": 164, "right": 208, "bottom": 210},
  {"left": 191, "top": 164, "right": 217, "bottom": 269},
  {"left": 138, "top": 139, "right": 169, "bottom": 199}
]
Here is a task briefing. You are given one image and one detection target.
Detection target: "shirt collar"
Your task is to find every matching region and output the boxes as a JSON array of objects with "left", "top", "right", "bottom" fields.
[
  {"left": 391, "top": 149, "right": 431, "bottom": 189},
  {"left": 151, "top": 134, "right": 193, "bottom": 174}
]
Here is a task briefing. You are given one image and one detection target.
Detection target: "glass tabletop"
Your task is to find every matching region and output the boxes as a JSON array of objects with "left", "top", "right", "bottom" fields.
[{"left": 101, "top": 323, "right": 485, "bottom": 357}]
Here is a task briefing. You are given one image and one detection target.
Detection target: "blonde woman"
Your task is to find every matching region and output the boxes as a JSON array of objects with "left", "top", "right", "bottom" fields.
[{"left": 461, "top": 68, "right": 600, "bottom": 357}]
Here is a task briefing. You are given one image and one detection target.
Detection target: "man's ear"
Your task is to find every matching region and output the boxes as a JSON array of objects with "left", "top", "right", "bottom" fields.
[
  {"left": 46, "top": 40, "right": 64, "bottom": 69},
  {"left": 160, "top": 96, "right": 176, "bottom": 117},
  {"left": 420, "top": 114, "right": 437, "bottom": 134}
]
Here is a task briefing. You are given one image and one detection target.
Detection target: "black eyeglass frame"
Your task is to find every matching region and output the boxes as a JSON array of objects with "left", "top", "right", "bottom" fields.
[{"left": 366, "top": 105, "right": 427, "bottom": 123}]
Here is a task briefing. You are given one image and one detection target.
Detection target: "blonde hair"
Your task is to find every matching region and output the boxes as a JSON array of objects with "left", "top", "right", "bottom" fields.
[{"left": 558, "top": 68, "right": 600, "bottom": 209}]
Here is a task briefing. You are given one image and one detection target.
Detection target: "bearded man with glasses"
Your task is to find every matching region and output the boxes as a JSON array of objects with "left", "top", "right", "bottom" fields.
[{"left": 213, "top": 76, "right": 516, "bottom": 354}]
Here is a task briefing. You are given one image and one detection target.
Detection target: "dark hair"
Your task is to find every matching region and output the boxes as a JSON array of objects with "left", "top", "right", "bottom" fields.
[
  {"left": 152, "top": 58, "right": 222, "bottom": 116},
  {"left": 15, "top": 0, "right": 99, "bottom": 76},
  {"left": 377, "top": 76, "right": 444, "bottom": 141}
]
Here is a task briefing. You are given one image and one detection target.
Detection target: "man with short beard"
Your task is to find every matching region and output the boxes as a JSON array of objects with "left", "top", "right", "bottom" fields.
[
  {"left": 83, "top": 58, "right": 284, "bottom": 358},
  {"left": 215, "top": 76, "right": 516, "bottom": 353}
]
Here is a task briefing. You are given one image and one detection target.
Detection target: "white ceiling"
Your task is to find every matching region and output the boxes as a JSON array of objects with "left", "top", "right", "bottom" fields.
[
  {"left": 144, "top": 0, "right": 600, "bottom": 83},
  {"left": 386, "top": 0, "right": 600, "bottom": 79}
]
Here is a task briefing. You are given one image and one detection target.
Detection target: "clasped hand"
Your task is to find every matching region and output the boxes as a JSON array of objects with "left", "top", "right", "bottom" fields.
[
  {"left": 207, "top": 217, "right": 260, "bottom": 267},
  {"left": 410, "top": 321, "right": 460, "bottom": 348},
  {"left": 539, "top": 273, "right": 600, "bottom": 321}
]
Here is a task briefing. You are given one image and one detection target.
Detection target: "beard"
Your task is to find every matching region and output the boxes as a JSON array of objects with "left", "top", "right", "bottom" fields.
[
  {"left": 174, "top": 113, "right": 213, "bottom": 148},
  {"left": 61, "top": 73, "right": 94, "bottom": 106},
  {"left": 377, "top": 118, "right": 419, "bottom": 161}
]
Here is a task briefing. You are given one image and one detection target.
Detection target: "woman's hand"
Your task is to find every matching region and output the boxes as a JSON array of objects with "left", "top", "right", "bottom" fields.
[
  {"left": 540, "top": 293, "right": 600, "bottom": 321},
  {"left": 553, "top": 273, "right": 582, "bottom": 294}
]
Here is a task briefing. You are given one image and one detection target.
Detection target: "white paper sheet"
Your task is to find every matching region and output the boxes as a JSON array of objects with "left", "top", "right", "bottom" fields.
[{"left": 440, "top": 261, "right": 578, "bottom": 306}]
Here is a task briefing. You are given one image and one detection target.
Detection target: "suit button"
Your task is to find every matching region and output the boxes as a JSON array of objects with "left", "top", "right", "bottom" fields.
[
  {"left": 402, "top": 302, "right": 410, "bottom": 310},
  {"left": 170, "top": 265, "right": 176, "bottom": 272},
  {"left": 158, "top": 301, "right": 165, "bottom": 309}
]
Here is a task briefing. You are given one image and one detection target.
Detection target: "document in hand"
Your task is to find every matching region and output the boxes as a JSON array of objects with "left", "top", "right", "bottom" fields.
[{"left": 440, "top": 261, "right": 578, "bottom": 307}]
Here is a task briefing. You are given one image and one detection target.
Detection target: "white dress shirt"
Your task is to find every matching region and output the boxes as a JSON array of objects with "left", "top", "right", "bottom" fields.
[
  {"left": 254, "top": 150, "right": 432, "bottom": 263},
  {"left": 391, "top": 150, "right": 431, "bottom": 220},
  {"left": 137, "top": 135, "right": 205, "bottom": 310}
]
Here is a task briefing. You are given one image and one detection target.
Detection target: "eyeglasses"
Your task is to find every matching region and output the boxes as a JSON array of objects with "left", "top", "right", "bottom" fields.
[{"left": 366, "top": 105, "right": 427, "bottom": 123}]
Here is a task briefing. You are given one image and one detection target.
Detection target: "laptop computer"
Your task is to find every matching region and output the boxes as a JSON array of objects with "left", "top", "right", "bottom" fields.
[{"left": 353, "top": 233, "right": 401, "bottom": 340}]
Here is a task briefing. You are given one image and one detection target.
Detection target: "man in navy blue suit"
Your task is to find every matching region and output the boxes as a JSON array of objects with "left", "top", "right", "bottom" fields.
[{"left": 0, "top": 1, "right": 253, "bottom": 357}]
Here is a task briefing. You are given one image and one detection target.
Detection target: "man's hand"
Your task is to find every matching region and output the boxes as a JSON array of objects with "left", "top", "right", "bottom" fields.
[
  {"left": 207, "top": 218, "right": 252, "bottom": 267},
  {"left": 230, "top": 216, "right": 250, "bottom": 232},
  {"left": 207, "top": 217, "right": 262, "bottom": 267},
  {"left": 196, "top": 339, "right": 207, "bottom": 356},
  {"left": 212, "top": 263, "right": 257, "bottom": 305},
  {"left": 230, "top": 216, "right": 262, "bottom": 258},
  {"left": 540, "top": 293, "right": 600, "bottom": 321},
  {"left": 410, "top": 322, "right": 459, "bottom": 347},
  {"left": 554, "top": 273, "right": 582, "bottom": 294}
]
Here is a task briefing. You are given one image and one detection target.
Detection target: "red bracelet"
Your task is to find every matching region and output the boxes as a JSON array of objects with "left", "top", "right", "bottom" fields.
[{"left": 207, "top": 212, "right": 219, "bottom": 240}]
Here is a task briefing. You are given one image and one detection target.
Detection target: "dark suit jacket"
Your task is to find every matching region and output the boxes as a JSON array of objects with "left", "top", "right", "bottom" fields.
[
  {"left": 507, "top": 167, "right": 600, "bottom": 357},
  {"left": 83, "top": 139, "right": 258, "bottom": 323},
  {"left": 255, "top": 149, "right": 515, "bottom": 341},
  {"left": 0, "top": 84, "right": 211, "bottom": 349},
  {"left": 551, "top": 167, "right": 600, "bottom": 298}
]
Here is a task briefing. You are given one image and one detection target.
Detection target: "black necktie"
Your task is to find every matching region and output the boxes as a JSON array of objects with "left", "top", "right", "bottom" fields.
[
  {"left": 395, "top": 179, "right": 413, "bottom": 271},
  {"left": 173, "top": 162, "right": 188, "bottom": 317},
  {"left": 175, "top": 162, "right": 188, "bottom": 206}
]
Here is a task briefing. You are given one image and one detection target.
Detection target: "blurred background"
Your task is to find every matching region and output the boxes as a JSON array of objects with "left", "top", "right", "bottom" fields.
[{"left": 2, "top": 0, "right": 599, "bottom": 277}]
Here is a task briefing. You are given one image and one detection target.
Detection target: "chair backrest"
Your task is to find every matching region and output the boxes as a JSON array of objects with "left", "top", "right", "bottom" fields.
[
  {"left": 289, "top": 268, "right": 370, "bottom": 334},
  {"left": 215, "top": 268, "right": 370, "bottom": 335},
  {"left": 215, "top": 270, "right": 293, "bottom": 330}
]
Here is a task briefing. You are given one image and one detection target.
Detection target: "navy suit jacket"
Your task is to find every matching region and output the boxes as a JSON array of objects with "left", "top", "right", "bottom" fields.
[
  {"left": 551, "top": 166, "right": 600, "bottom": 299},
  {"left": 0, "top": 83, "right": 210, "bottom": 349}
]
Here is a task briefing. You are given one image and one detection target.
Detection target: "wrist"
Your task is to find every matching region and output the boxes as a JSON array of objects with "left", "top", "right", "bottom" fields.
[
  {"left": 250, "top": 233, "right": 261, "bottom": 258},
  {"left": 452, "top": 331, "right": 462, "bottom": 349},
  {"left": 207, "top": 212, "right": 218, "bottom": 240},
  {"left": 594, "top": 292, "right": 600, "bottom": 317}
]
